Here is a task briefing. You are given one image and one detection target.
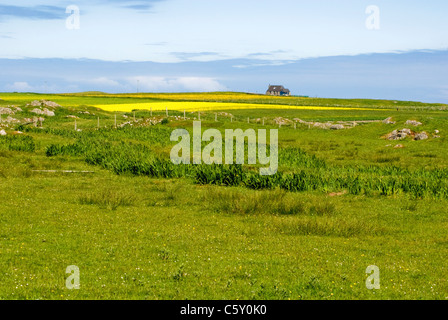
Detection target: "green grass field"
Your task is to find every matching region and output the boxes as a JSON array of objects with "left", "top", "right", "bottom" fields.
[{"left": 1, "top": 92, "right": 447, "bottom": 300}]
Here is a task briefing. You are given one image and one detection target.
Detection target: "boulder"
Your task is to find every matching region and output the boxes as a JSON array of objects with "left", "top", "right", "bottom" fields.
[
  {"left": 31, "top": 108, "right": 55, "bottom": 116},
  {"left": 414, "top": 132, "right": 429, "bottom": 141},
  {"left": 29, "top": 100, "right": 61, "bottom": 108},
  {"left": 313, "top": 122, "right": 332, "bottom": 129},
  {"left": 42, "top": 108, "right": 55, "bottom": 116},
  {"left": 330, "top": 124, "right": 345, "bottom": 130},
  {"left": 383, "top": 117, "right": 396, "bottom": 124},
  {"left": 0, "top": 129, "right": 6, "bottom": 136},
  {"left": 5, "top": 116, "right": 19, "bottom": 123},
  {"left": 385, "top": 130, "right": 405, "bottom": 140},
  {"left": 30, "top": 100, "right": 42, "bottom": 107},
  {"left": 274, "top": 117, "right": 292, "bottom": 125},
  {"left": 41, "top": 100, "right": 61, "bottom": 108},
  {"left": 0, "top": 107, "right": 14, "bottom": 115},
  {"left": 384, "top": 128, "right": 418, "bottom": 140},
  {"left": 405, "top": 120, "right": 422, "bottom": 126},
  {"left": 401, "top": 128, "right": 412, "bottom": 135}
]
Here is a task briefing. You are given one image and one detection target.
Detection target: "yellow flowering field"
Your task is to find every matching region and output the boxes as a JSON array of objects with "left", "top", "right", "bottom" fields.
[{"left": 94, "top": 101, "right": 373, "bottom": 112}]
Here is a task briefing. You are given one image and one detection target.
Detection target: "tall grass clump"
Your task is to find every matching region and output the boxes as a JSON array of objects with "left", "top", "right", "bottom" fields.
[
  {"left": 0, "top": 135, "right": 36, "bottom": 152},
  {"left": 43, "top": 128, "right": 448, "bottom": 200},
  {"left": 78, "top": 189, "right": 136, "bottom": 210}
]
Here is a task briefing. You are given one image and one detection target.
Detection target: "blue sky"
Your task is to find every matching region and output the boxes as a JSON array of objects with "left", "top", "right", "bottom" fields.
[{"left": 1, "top": 0, "right": 448, "bottom": 102}]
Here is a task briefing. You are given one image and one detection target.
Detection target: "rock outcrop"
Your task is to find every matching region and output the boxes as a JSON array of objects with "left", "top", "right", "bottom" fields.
[
  {"left": 31, "top": 108, "right": 55, "bottom": 116},
  {"left": 28, "top": 100, "right": 61, "bottom": 108},
  {"left": 414, "top": 132, "right": 429, "bottom": 141},
  {"left": 405, "top": 120, "right": 422, "bottom": 126},
  {"left": 383, "top": 117, "right": 396, "bottom": 124}
]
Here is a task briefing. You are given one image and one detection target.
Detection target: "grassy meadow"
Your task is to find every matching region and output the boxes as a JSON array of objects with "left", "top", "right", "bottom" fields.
[{"left": 0, "top": 92, "right": 448, "bottom": 300}]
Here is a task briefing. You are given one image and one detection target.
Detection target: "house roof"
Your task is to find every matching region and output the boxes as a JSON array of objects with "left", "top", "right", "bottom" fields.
[{"left": 267, "top": 85, "right": 289, "bottom": 92}]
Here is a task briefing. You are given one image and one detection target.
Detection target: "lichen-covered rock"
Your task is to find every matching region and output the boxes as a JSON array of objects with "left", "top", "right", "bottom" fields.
[
  {"left": 401, "top": 128, "right": 412, "bottom": 135},
  {"left": 0, "top": 129, "right": 6, "bottom": 136},
  {"left": 330, "top": 124, "right": 345, "bottom": 130},
  {"left": 385, "top": 130, "right": 407, "bottom": 140},
  {"left": 405, "top": 120, "right": 422, "bottom": 126},
  {"left": 383, "top": 117, "right": 396, "bottom": 124},
  {"left": 30, "top": 100, "right": 42, "bottom": 107},
  {"left": 414, "top": 132, "right": 429, "bottom": 141},
  {"left": 41, "top": 100, "right": 61, "bottom": 108},
  {"left": 0, "top": 107, "right": 14, "bottom": 115},
  {"left": 28, "top": 100, "right": 61, "bottom": 108},
  {"left": 30, "top": 108, "right": 55, "bottom": 116},
  {"left": 274, "top": 117, "right": 293, "bottom": 125},
  {"left": 5, "top": 116, "right": 19, "bottom": 123}
]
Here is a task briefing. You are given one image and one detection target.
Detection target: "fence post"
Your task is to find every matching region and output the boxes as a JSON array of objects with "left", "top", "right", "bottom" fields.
[
  {"left": 166, "top": 107, "right": 168, "bottom": 117},
  {"left": 133, "top": 111, "right": 136, "bottom": 122},
  {"left": 247, "top": 117, "right": 250, "bottom": 124},
  {"left": 184, "top": 110, "right": 186, "bottom": 120},
  {"left": 262, "top": 118, "right": 264, "bottom": 126},
  {"left": 74, "top": 119, "right": 77, "bottom": 131},
  {"left": 231, "top": 116, "right": 233, "bottom": 123},
  {"left": 294, "top": 122, "right": 296, "bottom": 129},
  {"left": 215, "top": 113, "right": 217, "bottom": 122},
  {"left": 150, "top": 107, "right": 152, "bottom": 117},
  {"left": 114, "top": 114, "right": 117, "bottom": 128},
  {"left": 97, "top": 117, "right": 100, "bottom": 128},
  {"left": 198, "top": 111, "right": 200, "bottom": 121}
]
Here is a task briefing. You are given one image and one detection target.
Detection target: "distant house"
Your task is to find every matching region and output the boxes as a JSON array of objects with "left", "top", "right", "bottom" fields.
[{"left": 266, "top": 85, "right": 290, "bottom": 96}]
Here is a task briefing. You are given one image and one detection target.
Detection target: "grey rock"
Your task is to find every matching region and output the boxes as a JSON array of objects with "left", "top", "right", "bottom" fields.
[
  {"left": 383, "top": 117, "right": 396, "bottom": 124},
  {"left": 31, "top": 108, "right": 55, "bottom": 116},
  {"left": 330, "top": 124, "right": 345, "bottom": 130},
  {"left": 405, "top": 120, "right": 422, "bottom": 126},
  {"left": 28, "top": 100, "right": 61, "bottom": 108},
  {"left": 41, "top": 100, "right": 61, "bottom": 108},
  {"left": 0, "top": 107, "right": 14, "bottom": 115},
  {"left": 5, "top": 116, "right": 19, "bottom": 123},
  {"left": 414, "top": 132, "right": 429, "bottom": 140},
  {"left": 30, "top": 100, "right": 42, "bottom": 107},
  {"left": 385, "top": 129, "right": 409, "bottom": 140},
  {"left": 401, "top": 128, "right": 412, "bottom": 135}
]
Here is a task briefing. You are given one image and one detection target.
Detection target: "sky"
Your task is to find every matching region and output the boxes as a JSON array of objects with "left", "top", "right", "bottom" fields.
[{"left": 1, "top": 0, "right": 448, "bottom": 102}]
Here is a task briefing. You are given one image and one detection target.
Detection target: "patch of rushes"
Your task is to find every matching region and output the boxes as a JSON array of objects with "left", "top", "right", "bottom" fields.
[
  {"left": 203, "top": 187, "right": 336, "bottom": 217},
  {"left": 44, "top": 128, "right": 448, "bottom": 199},
  {"left": 0, "top": 135, "right": 36, "bottom": 152},
  {"left": 78, "top": 189, "right": 136, "bottom": 210}
]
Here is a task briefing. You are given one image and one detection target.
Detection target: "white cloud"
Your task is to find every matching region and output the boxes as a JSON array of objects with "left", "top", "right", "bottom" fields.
[
  {"left": 5, "top": 81, "right": 33, "bottom": 91},
  {"left": 86, "top": 77, "right": 121, "bottom": 87},
  {"left": 128, "top": 76, "right": 227, "bottom": 92}
]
